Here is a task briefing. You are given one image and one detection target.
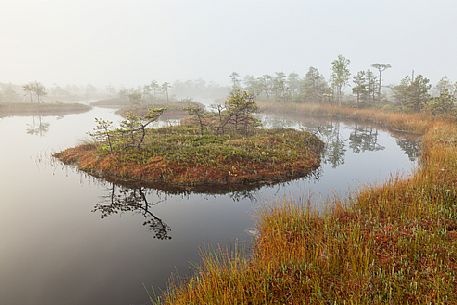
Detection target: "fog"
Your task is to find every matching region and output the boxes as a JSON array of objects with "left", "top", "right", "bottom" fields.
[
  {"left": 1, "top": 0, "right": 456, "bottom": 87},
  {"left": 1, "top": 2, "right": 456, "bottom": 304}
]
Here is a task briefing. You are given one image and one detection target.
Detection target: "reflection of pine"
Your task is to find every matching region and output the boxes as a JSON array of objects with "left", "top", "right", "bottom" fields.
[
  {"left": 396, "top": 137, "right": 420, "bottom": 161},
  {"left": 319, "top": 121, "right": 346, "bottom": 168},
  {"left": 349, "top": 125, "right": 384, "bottom": 153},
  {"left": 94, "top": 184, "right": 171, "bottom": 240},
  {"left": 26, "top": 115, "right": 50, "bottom": 137}
]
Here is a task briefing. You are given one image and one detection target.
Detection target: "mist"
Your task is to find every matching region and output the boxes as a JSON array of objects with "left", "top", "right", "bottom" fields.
[
  {"left": 1, "top": 0, "right": 456, "bottom": 87},
  {"left": 1, "top": 2, "right": 457, "bottom": 305}
]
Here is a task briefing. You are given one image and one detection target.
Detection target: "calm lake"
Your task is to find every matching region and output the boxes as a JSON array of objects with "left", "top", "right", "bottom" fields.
[{"left": 0, "top": 107, "right": 418, "bottom": 305}]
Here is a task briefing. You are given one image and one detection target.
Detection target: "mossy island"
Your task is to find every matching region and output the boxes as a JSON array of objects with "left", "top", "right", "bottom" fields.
[{"left": 55, "top": 90, "right": 324, "bottom": 192}]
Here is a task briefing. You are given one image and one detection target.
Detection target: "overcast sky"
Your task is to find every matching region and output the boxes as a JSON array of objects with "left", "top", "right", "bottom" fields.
[{"left": 0, "top": 0, "right": 456, "bottom": 87}]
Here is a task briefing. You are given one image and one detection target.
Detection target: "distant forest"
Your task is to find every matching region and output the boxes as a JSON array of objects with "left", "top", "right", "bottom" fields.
[{"left": 2, "top": 54, "right": 456, "bottom": 115}]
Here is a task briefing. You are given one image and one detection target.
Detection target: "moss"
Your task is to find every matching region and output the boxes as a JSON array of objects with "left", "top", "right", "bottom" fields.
[{"left": 54, "top": 126, "right": 324, "bottom": 192}]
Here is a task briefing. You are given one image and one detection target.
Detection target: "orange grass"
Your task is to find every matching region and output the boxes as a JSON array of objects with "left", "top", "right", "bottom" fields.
[
  {"left": 159, "top": 103, "right": 457, "bottom": 305},
  {"left": 54, "top": 128, "right": 324, "bottom": 192},
  {"left": 258, "top": 101, "right": 442, "bottom": 134}
]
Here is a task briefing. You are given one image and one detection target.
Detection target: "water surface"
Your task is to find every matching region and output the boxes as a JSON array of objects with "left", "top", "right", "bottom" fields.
[{"left": 0, "top": 107, "right": 418, "bottom": 305}]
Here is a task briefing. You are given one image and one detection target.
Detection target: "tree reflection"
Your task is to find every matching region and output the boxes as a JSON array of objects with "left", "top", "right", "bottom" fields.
[
  {"left": 93, "top": 184, "right": 171, "bottom": 240},
  {"left": 229, "top": 189, "right": 258, "bottom": 202},
  {"left": 396, "top": 138, "right": 420, "bottom": 161},
  {"left": 26, "top": 115, "right": 50, "bottom": 136},
  {"left": 317, "top": 121, "right": 346, "bottom": 168},
  {"left": 261, "top": 115, "right": 419, "bottom": 169},
  {"left": 348, "top": 125, "right": 384, "bottom": 153}
]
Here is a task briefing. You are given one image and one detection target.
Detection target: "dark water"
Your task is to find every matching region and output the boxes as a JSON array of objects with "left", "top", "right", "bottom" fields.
[{"left": 0, "top": 107, "right": 418, "bottom": 305}]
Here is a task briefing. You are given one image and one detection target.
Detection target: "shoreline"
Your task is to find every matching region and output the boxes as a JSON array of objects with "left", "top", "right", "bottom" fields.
[
  {"left": 160, "top": 102, "right": 457, "bottom": 304},
  {"left": 54, "top": 128, "right": 325, "bottom": 193},
  {"left": 0, "top": 102, "right": 91, "bottom": 117}
]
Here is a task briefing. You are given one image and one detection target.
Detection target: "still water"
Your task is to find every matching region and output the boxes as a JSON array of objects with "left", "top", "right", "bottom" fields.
[{"left": 0, "top": 107, "right": 418, "bottom": 305}]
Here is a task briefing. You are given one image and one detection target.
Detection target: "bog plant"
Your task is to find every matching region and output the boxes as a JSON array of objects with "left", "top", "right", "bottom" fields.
[
  {"left": 89, "top": 107, "right": 165, "bottom": 154},
  {"left": 56, "top": 95, "right": 324, "bottom": 191},
  {"left": 158, "top": 102, "right": 457, "bottom": 305},
  {"left": 186, "top": 89, "right": 260, "bottom": 136},
  {"left": 424, "top": 89, "right": 456, "bottom": 116}
]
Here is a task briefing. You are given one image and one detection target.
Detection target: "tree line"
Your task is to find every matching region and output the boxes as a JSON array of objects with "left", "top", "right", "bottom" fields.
[
  {"left": 230, "top": 55, "right": 457, "bottom": 115},
  {"left": 117, "top": 79, "right": 232, "bottom": 105},
  {"left": 0, "top": 82, "right": 110, "bottom": 103},
  {"left": 119, "top": 81, "right": 172, "bottom": 104}
]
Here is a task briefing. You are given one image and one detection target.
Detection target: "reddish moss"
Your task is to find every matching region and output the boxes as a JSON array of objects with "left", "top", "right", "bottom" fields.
[{"left": 54, "top": 128, "right": 324, "bottom": 192}]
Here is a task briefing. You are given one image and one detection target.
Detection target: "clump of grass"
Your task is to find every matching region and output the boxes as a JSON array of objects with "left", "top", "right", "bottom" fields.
[
  {"left": 159, "top": 104, "right": 457, "bottom": 305},
  {"left": 54, "top": 126, "right": 324, "bottom": 192}
]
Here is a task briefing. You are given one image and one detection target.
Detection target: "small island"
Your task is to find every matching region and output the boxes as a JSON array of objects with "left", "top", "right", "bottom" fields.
[
  {"left": 0, "top": 81, "right": 92, "bottom": 117},
  {"left": 91, "top": 94, "right": 205, "bottom": 119},
  {"left": 55, "top": 90, "right": 324, "bottom": 192},
  {"left": 0, "top": 102, "right": 91, "bottom": 117},
  {"left": 115, "top": 100, "right": 205, "bottom": 120}
]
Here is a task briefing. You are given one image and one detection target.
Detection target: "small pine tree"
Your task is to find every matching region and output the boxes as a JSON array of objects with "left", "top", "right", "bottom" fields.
[
  {"left": 425, "top": 89, "right": 456, "bottom": 115},
  {"left": 89, "top": 118, "right": 115, "bottom": 153}
]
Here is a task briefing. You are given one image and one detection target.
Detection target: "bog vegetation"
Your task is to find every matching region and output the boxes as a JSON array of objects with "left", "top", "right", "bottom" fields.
[
  {"left": 3, "top": 54, "right": 457, "bottom": 118},
  {"left": 54, "top": 89, "right": 324, "bottom": 191},
  {"left": 8, "top": 53, "right": 457, "bottom": 304},
  {"left": 149, "top": 56, "right": 457, "bottom": 304},
  {"left": 225, "top": 55, "right": 457, "bottom": 118},
  {"left": 0, "top": 81, "right": 94, "bottom": 116},
  {"left": 158, "top": 102, "right": 457, "bottom": 305}
]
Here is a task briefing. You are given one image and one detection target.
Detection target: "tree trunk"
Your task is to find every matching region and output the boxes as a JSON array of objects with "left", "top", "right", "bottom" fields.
[
  {"left": 378, "top": 70, "right": 382, "bottom": 101},
  {"left": 338, "top": 87, "right": 342, "bottom": 106},
  {"left": 138, "top": 126, "right": 146, "bottom": 149},
  {"left": 105, "top": 129, "right": 113, "bottom": 153}
]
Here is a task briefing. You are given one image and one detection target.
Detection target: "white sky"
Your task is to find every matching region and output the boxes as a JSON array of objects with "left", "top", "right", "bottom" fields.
[{"left": 0, "top": 0, "right": 456, "bottom": 87}]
